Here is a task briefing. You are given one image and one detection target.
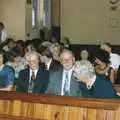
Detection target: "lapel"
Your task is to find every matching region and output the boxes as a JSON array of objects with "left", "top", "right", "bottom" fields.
[
  {"left": 69, "top": 72, "right": 78, "bottom": 96},
  {"left": 25, "top": 69, "right": 30, "bottom": 91},
  {"left": 33, "top": 68, "right": 41, "bottom": 87},
  {"left": 49, "top": 59, "right": 54, "bottom": 70},
  {"left": 55, "top": 69, "right": 63, "bottom": 95},
  {"left": 35, "top": 69, "right": 39, "bottom": 81}
]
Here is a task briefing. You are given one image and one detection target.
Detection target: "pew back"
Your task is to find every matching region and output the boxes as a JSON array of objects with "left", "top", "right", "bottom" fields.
[{"left": 0, "top": 92, "right": 120, "bottom": 120}]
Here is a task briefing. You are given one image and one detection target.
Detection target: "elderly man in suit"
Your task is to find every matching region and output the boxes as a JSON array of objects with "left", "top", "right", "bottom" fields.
[
  {"left": 16, "top": 51, "right": 49, "bottom": 93},
  {"left": 46, "top": 49, "right": 80, "bottom": 96}
]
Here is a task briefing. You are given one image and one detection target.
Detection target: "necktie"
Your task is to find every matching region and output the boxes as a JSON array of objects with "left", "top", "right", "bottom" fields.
[
  {"left": 28, "top": 71, "right": 35, "bottom": 93},
  {"left": 63, "top": 72, "right": 70, "bottom": 96},
  {"left": 45, "top": 64, "right": 48, "bottom": 70}
]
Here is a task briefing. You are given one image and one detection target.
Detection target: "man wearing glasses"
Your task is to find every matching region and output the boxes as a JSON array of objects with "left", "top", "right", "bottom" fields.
[{"left": 46, "top": 49, "right": 80, "bottom": 96}]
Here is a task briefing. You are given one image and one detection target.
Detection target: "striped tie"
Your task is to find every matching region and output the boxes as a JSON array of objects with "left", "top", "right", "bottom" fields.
[
  {"left": 28, "top": 71, "right": 35, "bottom": 93},
  {"left": 63, "top": 72, "right": 70, "bottom": 96}
]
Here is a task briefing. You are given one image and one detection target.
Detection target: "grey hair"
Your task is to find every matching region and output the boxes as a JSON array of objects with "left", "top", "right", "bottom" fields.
[
  {"left": 25, "top": 51, "right": 39, "bottom": 62},
  {"left": 60, "top": 49, "right": 74, "bottom": 58}
]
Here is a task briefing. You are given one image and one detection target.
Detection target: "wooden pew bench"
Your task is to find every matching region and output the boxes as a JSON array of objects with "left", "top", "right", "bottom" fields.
[{"left": 0, "top": 91, "right": 120, "bottom": 120}]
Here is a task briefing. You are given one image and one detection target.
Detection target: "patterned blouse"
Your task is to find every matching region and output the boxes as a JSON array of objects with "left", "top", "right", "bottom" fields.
[{"left": 74, "top": 60, "right": 95, "bottom": 78}]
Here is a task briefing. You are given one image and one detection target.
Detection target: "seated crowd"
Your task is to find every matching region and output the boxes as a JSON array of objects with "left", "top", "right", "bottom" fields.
[{"left": 0, "top": 36, "right": 120, "bottom": 98}]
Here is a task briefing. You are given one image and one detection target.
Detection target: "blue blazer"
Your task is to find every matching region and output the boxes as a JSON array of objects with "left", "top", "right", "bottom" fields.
[
  {"left": 79, "top": 75, "right": 118, "bottom": 98},
  {"left": 16, "top": 68, "right": 49, "bottom": 93}
]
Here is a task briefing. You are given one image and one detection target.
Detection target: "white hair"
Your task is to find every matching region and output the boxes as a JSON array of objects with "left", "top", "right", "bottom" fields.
[{"left": 25, "top": 51, "right": 39, "bottom": 62}]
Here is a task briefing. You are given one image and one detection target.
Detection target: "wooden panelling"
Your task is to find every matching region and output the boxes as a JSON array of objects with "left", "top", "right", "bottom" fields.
[{"left": 0, "top": 92, "right": 120, "bottom": 120}]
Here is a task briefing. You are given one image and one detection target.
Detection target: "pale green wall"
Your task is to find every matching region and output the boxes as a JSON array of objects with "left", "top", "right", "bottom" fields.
[
  {"left": 61, "top": 0, "right": 120, "bottom": 44},
  {"left": 0, "top": 0, "right": 26, "bottom": 41},
  {"left": 25, "top": 3, "right": 32, "bottom": 38},
  {"left": 0, "top": 0, "right": 120, "bottom": 44}
]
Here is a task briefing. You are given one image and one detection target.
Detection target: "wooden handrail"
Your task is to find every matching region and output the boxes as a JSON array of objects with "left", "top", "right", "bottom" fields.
[{"left": 0, "top": 91, "right": 120, "bottom": 110}]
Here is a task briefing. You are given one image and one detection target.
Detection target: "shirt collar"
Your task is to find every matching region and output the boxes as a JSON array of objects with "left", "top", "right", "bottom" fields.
[
  {"left": 46, "top": 59, "right": 52, "bottom": 69},
  {"left": 63, "top": 67, "right": 74, "bottom": 75},
  {"left": 30, "top": 69, "right": 38, "bottom": 77}
]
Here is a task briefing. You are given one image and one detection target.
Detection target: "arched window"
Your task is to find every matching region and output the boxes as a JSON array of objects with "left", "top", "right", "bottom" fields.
[
  {"left": 32, "top": 0, "right": 39, "bottom": 28},
  {"left": 32, "top": 0, "right": 51, "bottom": 29}
]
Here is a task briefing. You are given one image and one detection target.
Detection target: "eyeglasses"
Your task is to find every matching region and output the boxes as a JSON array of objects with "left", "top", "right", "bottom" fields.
[
  {"left": 28, "top": 59, "right": 39, "bottom": 63},
  {"left": 60, "top": 58, "right": 73, "bottom": 63}
]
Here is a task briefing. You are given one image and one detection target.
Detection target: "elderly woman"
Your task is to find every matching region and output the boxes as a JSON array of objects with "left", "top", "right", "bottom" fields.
[
  {"left": 6, "top": 47, "right": 26, "bottom": 89},
  {"left": 74, "top": 49, "right": 118, "bottom": 98},
  {"left": 80, "top": 49, "right": 90, "bottom": 60},
  {"left": 0, "top": 51, "right": 15, "bottom": 91},
  {"left": 76, "top": 49, "right": 93, "bottom": 78}
]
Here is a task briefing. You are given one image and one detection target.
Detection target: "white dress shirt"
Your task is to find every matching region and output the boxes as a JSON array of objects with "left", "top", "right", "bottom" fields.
[
  {"left": 45, "top": 59, "right": 52, "bottom": 70},
  {"left": 61, "top": 69, "right": 73, "bottom": 96},
  {"left": 29, "top": 69, "right": 38, "bottom": 83},
  {"left": 110, "top": 53, "right": 120, "bottom": 69}
]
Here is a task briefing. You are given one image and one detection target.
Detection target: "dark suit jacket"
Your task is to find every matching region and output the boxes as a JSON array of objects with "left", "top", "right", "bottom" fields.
[
  {"left": 46, "top": 68, "right": 80, "bottom": 96},
  {"left": 41, "top": 59, "right": 62, "bottom": 72},
  {"left": 16, "top": 68, "right": 49, "bottom": 93},
  {"left": 79, "top": 75, "right": 118, "bottom": 98},
  {"left": 50, "top": 59, "right": 62, "bottom": 71}
]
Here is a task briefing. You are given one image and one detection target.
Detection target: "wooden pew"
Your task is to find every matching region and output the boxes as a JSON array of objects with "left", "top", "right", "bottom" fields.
[{"left": 0, "top": 91, "right": 120, "bottom": 120}]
